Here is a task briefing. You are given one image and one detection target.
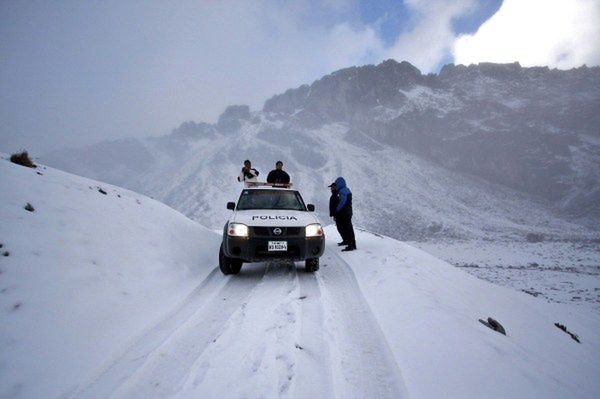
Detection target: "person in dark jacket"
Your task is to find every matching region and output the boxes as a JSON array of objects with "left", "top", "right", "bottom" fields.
[
  {"left": 332, "top": 177, "right": 356, "bottom": 251},
  {"left": 328, "top": 182, "right": 344, "bottom": 243},
  {"left": 266, "top": 161, "right": 290, "bottom": 184}
]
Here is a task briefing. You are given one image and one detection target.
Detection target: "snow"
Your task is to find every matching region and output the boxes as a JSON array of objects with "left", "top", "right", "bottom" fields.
[
  {"left": 336, "top": 227, "right": 600, "bottom": 399},
  {"left": 370, "top": 86, "right": 462, "bottom": 122},
  {"left": 398, "top": 86, "right": 463, "bottom": 115},
  {"left": 44, "top": 120, "right": 594, "bottom": 243},
  {"left": 411, "top": 240, "right": 600, "bottom": 312},
  {"left": 0, "top": 156, "right": 219, "bottom": 398},
  {"left": 500, "top": 97, "right": 529, "bottom": 109},
  {"left": 1, "top": 155, "right": 599, "bottom": 398}
]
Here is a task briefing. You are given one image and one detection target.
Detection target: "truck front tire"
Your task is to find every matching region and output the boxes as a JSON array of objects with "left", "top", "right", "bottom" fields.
[
  {"left": 305, "top": 257, "right": 319, "bottom": 272},
  {"left": 219, "top": 244, "right": 243, "bottom": 275}
]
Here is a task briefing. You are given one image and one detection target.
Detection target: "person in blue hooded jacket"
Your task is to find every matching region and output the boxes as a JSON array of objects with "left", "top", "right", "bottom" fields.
[{"left": 332, "top": 177, "right": 356, "bottom": 251}]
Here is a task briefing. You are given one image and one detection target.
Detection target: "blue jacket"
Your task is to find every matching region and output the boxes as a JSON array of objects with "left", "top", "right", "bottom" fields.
[{"left": 334, "top": 177, "right": 352, "bottom": 216}]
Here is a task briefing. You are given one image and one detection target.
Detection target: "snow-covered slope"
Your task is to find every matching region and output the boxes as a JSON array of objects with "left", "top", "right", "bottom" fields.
[
  {"left": 1, "top": 155, "right": 598, "bottom": 398},
  {"left": 43, "top": 121, "right": 595, "bottom": 243},
  {"left": 0, "top": 156, "right": 220, "bottom": 398},
  {"left": 340, "top": 228, "right": 600, "bottom": 398}
]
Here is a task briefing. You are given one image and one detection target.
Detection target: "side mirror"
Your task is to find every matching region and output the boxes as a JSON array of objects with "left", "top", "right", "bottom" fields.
[
  {"left": 307, "top": 204, "right": 315, "bottom": 212},
  {"left": 227, "top": 202, "right": 236, "bottom": 210}
]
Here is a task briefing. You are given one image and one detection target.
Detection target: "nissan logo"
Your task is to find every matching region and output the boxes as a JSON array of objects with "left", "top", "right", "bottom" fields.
[{"left": 273, "top": 228, "right": 283, "bottom": 236}]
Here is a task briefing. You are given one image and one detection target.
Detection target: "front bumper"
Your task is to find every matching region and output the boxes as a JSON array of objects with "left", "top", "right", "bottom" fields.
[{"left": 223, "top": 235, "right": 325, "bottom": 262}]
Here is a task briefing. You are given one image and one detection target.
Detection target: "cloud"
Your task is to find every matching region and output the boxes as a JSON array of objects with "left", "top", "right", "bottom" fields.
[
  {"left": 453, "top": 0, "right": 600, "bottom": 68},
  {"left": 146, "top": 0, "right": 383, "bottom": 125},
  {"left": 0, "top": 0, "right": 385, "bottom": 153},
  {"left": 384, "top": 0, "right": 476, "bottom": 73}
]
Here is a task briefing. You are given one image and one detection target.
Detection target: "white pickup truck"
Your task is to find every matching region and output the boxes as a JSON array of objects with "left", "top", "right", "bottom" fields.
[{"left": 219, "top": 183, "right": 325, "bottom": 275}]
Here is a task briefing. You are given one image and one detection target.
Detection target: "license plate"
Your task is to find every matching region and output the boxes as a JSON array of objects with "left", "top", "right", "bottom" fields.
[{"left": 268, "top": 241, "right": 287, "bottom": 251}]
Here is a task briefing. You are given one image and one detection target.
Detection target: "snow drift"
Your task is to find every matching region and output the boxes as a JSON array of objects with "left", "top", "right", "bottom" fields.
[{"left": 0, "top": 156, "right": 219, "bottom": 398}]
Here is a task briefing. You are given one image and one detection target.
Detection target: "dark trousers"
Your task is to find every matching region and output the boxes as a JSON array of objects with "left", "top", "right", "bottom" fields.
[
  {"left": 335, "top": 219, "right": 344, "bottom": 240},
  {"left": 336, "top": 215, "right": 356, "bottom": 247}
]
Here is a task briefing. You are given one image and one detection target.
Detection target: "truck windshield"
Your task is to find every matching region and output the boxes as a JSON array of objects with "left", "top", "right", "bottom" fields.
[{"left": 237, "top": 190, "right": 306, "bottom": 211}]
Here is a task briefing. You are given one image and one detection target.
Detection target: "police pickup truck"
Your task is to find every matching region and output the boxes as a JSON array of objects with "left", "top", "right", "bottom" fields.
[{"left": 219, "top": 183, "right": 325, "bottom": 275}]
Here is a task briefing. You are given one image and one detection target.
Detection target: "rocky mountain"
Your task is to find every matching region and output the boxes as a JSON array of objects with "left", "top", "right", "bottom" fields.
[
  {"left": 43, "top": 60, "right": 600, "bottom": 240},
  {"left": 265, "top": 60, "right": 600, "bottom": 216}
]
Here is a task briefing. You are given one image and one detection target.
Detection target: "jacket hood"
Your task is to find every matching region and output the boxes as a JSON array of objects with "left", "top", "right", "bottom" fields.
[{"left": 335, "top": 177, "right": 346, "bottom": 190}]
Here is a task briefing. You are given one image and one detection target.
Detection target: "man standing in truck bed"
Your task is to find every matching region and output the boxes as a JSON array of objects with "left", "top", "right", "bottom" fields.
[
  {"left": 266, "top": 160, "right": 290, "bottom": 184},
  {"left": 238, "top": 159, "right": 260, "bottom": 183}
]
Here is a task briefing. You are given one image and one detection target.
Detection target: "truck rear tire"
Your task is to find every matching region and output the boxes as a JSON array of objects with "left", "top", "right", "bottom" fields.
[{"left": 305, "top": 257, "right": 319, "bottom": 272}]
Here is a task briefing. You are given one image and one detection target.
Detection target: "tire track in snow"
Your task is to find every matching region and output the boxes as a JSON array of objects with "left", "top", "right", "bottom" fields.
[
  {"left": 292, "top": 271, "right": 335, "bottom": 399},
  {"left": 70, "top": 265, "right": 265, "bottom": 399},
  {"left": 318, "top": 249, "right": 410, "bottom": 399},
  {"left": 72, "top": 250, "right": 409, "bottom": 399},
  {"left": 171, "top": 261, "right": 306, "bottom": 398}
]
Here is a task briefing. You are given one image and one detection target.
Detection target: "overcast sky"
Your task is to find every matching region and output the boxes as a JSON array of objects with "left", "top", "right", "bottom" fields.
[{"left": 1, "top": 0, "right": 598, "bottom": 154}]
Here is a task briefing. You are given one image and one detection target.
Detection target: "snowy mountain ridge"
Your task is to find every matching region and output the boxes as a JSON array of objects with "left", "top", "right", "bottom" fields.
[
  {"left": 43, "top": 60, "right": 600, "bottom": 241},
  {"left": 263, "top": 60, "right": 600, "bottom": 213},
  {"left": 1, "top": 156, "right": 599, "bottom": 399}
]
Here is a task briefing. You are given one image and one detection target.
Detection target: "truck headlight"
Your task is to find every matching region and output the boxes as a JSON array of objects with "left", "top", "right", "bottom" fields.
[
  {"left": 228, "top": 223, "right": 249, "bottom": 237},
  {"left": 305, "top": 223, "right": 323, "bottom": 237}
]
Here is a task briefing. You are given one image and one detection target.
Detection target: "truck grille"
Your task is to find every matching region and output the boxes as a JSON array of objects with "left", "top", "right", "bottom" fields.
[{"left": 252, "top": 226, "right": 302, "bottom": 237}]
